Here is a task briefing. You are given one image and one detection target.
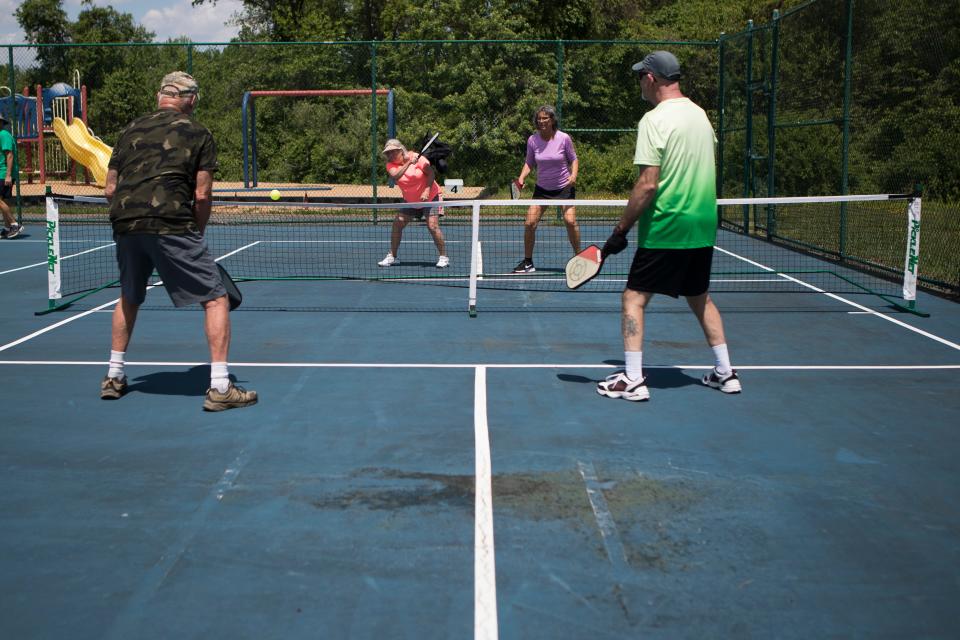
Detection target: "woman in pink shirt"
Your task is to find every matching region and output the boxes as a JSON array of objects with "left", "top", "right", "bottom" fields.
[
  {"left": 513, "top": 105, "right": 580, "bottom": 273},
  {"left": 378, "top": 139, "right": 449, "bottom": 268}
]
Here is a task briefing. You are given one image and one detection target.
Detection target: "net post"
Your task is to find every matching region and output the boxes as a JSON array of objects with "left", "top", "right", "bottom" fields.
[
  {"left": 45, "top": 195, "right": 61, "bottom": 310},
  {"left": 468, "top": 201, "right": 480, "bottom": 317},
  {"left": 901, "top": 194, "right": 921, "bottom": 308}
]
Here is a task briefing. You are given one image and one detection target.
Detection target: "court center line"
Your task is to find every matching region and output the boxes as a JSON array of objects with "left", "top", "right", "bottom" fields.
[
  {"left": 474, "top": 365, "right": 499, "bottom": 640},
  {"left": 1, "top": 361, "right": 959, "bottom": 370}
]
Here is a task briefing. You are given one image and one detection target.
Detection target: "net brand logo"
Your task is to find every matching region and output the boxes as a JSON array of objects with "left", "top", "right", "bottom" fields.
[
  {"left": 907, "top": 218, "right": 921, "bottom": 275},
  {"left": 47, "top": 220, "right": 58, "bottom": 273}
]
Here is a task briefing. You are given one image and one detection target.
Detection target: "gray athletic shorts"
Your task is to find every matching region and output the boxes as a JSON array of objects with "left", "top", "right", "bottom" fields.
[{"left": 115, "top": 232, "right": 226, "bottom": 307}]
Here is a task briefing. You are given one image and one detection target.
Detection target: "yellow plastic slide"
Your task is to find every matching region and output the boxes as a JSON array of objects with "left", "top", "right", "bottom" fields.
[{"left": 51, "top": 117, "right": 112, "bottom": 187}]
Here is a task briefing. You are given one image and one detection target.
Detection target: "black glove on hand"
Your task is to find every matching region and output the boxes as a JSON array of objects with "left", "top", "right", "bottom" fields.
[{"left": 602, "top": 231, "right": 628, "bottom": 257}]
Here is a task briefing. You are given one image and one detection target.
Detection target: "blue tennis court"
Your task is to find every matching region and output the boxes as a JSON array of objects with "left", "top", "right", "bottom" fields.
[{"left": 2, "top": 216, "right": 959, "bottom": 639}]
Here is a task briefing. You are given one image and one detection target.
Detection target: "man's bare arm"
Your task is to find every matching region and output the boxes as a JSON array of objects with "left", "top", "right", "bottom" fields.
[
  {"left": 193, "top": 170, "right": 214, "bottom": 234},
  {"left": 614, "top": 165, "right": 660, "bottom": 236},
  {"left": 104, "top": 169, "right": 119, "bottom": 202}
]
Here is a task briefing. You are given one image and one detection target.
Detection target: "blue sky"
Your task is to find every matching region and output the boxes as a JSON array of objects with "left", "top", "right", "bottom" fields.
[{"left": 0, "top": 0, "right": 244, "bottom": 46}]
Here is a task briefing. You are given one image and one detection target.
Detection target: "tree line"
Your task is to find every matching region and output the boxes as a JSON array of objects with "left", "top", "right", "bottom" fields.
[{"left": 7, "top": 0, "right": 959, "bottom": 200}]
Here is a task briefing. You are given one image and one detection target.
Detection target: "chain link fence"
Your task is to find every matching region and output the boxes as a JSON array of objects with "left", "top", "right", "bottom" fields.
[
  {"left": 2, "top": 0, "right": 957, "bottom": 297},
  {"left": 717, "top": 0, "right": 958, "bottom": 297}
]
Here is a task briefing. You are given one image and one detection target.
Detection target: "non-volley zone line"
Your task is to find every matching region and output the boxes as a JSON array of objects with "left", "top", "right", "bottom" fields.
[{"left": 2, "top": 361, "right": 959, "bottom": 370}]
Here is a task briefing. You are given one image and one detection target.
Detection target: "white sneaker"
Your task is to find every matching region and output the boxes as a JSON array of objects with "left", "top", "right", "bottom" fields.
[
  {"left": 702, "top": 368, "right": 742, "bottom": 394},
  {"left": 436, "top": 255, "right": 450, "bottom": 268},
  {"left": 378, "top": 253, "right": 397, "bottom": 267},
  {"left": 6, "top": 223, "right": 22, "bottom": 239},
  {"left": 597, "top": 371, "right": 650, "bottom": 402}
]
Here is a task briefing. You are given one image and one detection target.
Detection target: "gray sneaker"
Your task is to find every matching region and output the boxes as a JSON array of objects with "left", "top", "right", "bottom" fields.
[
  {"left": 6, "top": 223, "right": 22, "bottom": 239},
  {"left": 100, "top": 376, "right": 128, "bottom": 400},
  {"left": 203, "top": 383, "right": 258, "bottom": 411}
]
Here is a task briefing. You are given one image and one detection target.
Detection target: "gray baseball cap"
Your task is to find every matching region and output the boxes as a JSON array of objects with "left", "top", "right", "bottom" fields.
[{"left": 631, "top": 51, "right": 682, "bottom": 81}]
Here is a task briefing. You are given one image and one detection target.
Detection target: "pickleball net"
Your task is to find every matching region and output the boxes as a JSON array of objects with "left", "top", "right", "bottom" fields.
[{"left": 42, "top": 193, "right": 924, "bottom": 315}]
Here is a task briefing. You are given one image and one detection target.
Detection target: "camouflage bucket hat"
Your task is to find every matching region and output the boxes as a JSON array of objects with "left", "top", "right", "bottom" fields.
[{"left": 159, "top": 71, "right": 199, "bottom": 97}]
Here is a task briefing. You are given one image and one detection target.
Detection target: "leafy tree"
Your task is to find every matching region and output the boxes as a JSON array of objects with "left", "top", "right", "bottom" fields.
[
  {"left": 15, "top": 0, "right": 71, "bottom": 83},
  {"left": 70, "top": 3, "right": 154, "bottom": 90}
]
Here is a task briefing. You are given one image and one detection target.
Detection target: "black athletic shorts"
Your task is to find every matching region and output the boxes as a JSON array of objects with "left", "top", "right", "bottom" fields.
[
  {"left": 400, "top": 195, "right": 443, "bottom": 219},
  {"left": 626, "top": 246, "right": 714, "bottom": 297},
  {"left": 1, "top": 183, "right": 11, "bottom": 199},
  {"left": 533, "top": 184, "right": 576, "bottom": 200},
  {"left": 115, "top": 232, "right": 226, "bottom": 307}
]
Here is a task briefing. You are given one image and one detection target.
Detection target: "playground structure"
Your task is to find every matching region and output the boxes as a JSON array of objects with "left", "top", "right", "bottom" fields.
[
  {"left": 242, "top": 89, "right": 395, "bottom": 188},
  {"left": 0, "top": 85, "right": 400, "bottom": 194},
  {"left": 51, "top": 118, "right": 111, "bottom": 186},
  {"left": 0, "top": 76, "right": 108, "bottom": 187}
]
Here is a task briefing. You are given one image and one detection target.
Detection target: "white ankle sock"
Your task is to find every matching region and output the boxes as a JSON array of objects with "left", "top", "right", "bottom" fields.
[
  {"left": 210, "top": 362, "right": 230, "bottom": 393},
  {"left": 625, "top": 351, "right": 643, "bottom": 381},
  {"left": 108, "top": 350, "right": 125, "bottom": 379},
  {"left": 712, "top": 344, "right": 732, "bottom": 376}
]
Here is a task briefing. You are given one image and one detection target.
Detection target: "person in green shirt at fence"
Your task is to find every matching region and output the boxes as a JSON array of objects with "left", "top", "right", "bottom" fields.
[
  {"left": 597, "top": 51, "right": 742, "bottom": 402},
  {"left": 0, "top": 113, "right": 22, "bottom": 239}
]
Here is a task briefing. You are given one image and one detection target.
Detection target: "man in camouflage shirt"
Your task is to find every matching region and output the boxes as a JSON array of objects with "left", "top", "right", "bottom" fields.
[{"left": 101, "top": 71, "right": 257, "bottom": 411}]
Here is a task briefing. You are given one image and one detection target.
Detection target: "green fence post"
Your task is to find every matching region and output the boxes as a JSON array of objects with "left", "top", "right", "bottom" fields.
[
  {"left": 187, "top": 43, "right": 193, "bottom": 74},
  {"left": 717, "top": 34, "right": 725, "bottom": 201},
  {"left": 555, "top": 40, "right": 564, "bottom": 125},
  {"left": 839, "top": 0, "right": 855, "bottom": 260},
  {"left": 742, "top": 20, "right": 754, "bottom": 230},
  {"left": 371, "top": 41, "right": 379, "bottom": 221},
  {"left": 556, "top": 39, "right": 564, "bottom": 220},
  {"left": 766, "top": 10, "right": 780, "bottom": 237},
  {"left": 6, "top": 45, "right": 21, "bottom": 221}
]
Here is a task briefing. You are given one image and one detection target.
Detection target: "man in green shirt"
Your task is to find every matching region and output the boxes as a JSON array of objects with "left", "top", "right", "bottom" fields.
[
  {"left": 0, "top": 113, "right": 22, "bottom": 239},
  {"left": 598, "top": 51, "right": 741, "bottom": 402}
]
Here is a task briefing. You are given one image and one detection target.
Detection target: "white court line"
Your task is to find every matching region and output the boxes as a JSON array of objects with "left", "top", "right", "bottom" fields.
[
  {"left": 473, "top": 366, "right": 499, "bottom": 640},
  {"left": 0, "top": 241, "right": 115, "bottom": 276},
  {"left": 0, "top": 300, "right": 120, "bottom": 353},
  {"left": 216, "top": 241, "right": 261, "bottom": 260},
  {"left": 0, "top": 261, "right": 47, "bottom": 275},
  {"left": 578, "top": 461, "right": 630, "bottom": 571},
  {"left": 1, "top": 251, "right": 956, "bottom": 355},
  {"left": 255, "top": 239, "right": 471, "bottom": 244},
  {"left": 1, "top": 361, "right": 958, "bottom": 370},
  {"left": 715, "top": 246, "right": 960, "bottom": 352},
  {"left": 0, "top": 247, "right": 254, "bottom": 353},
  {"left": 103, "top": 449, "right": 252, "bottom": 640}
]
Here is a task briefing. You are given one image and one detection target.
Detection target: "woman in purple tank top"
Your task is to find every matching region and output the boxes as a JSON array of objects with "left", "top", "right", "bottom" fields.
[{"left": 512, "top": 105, "right": 580, "bottom": 273}]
